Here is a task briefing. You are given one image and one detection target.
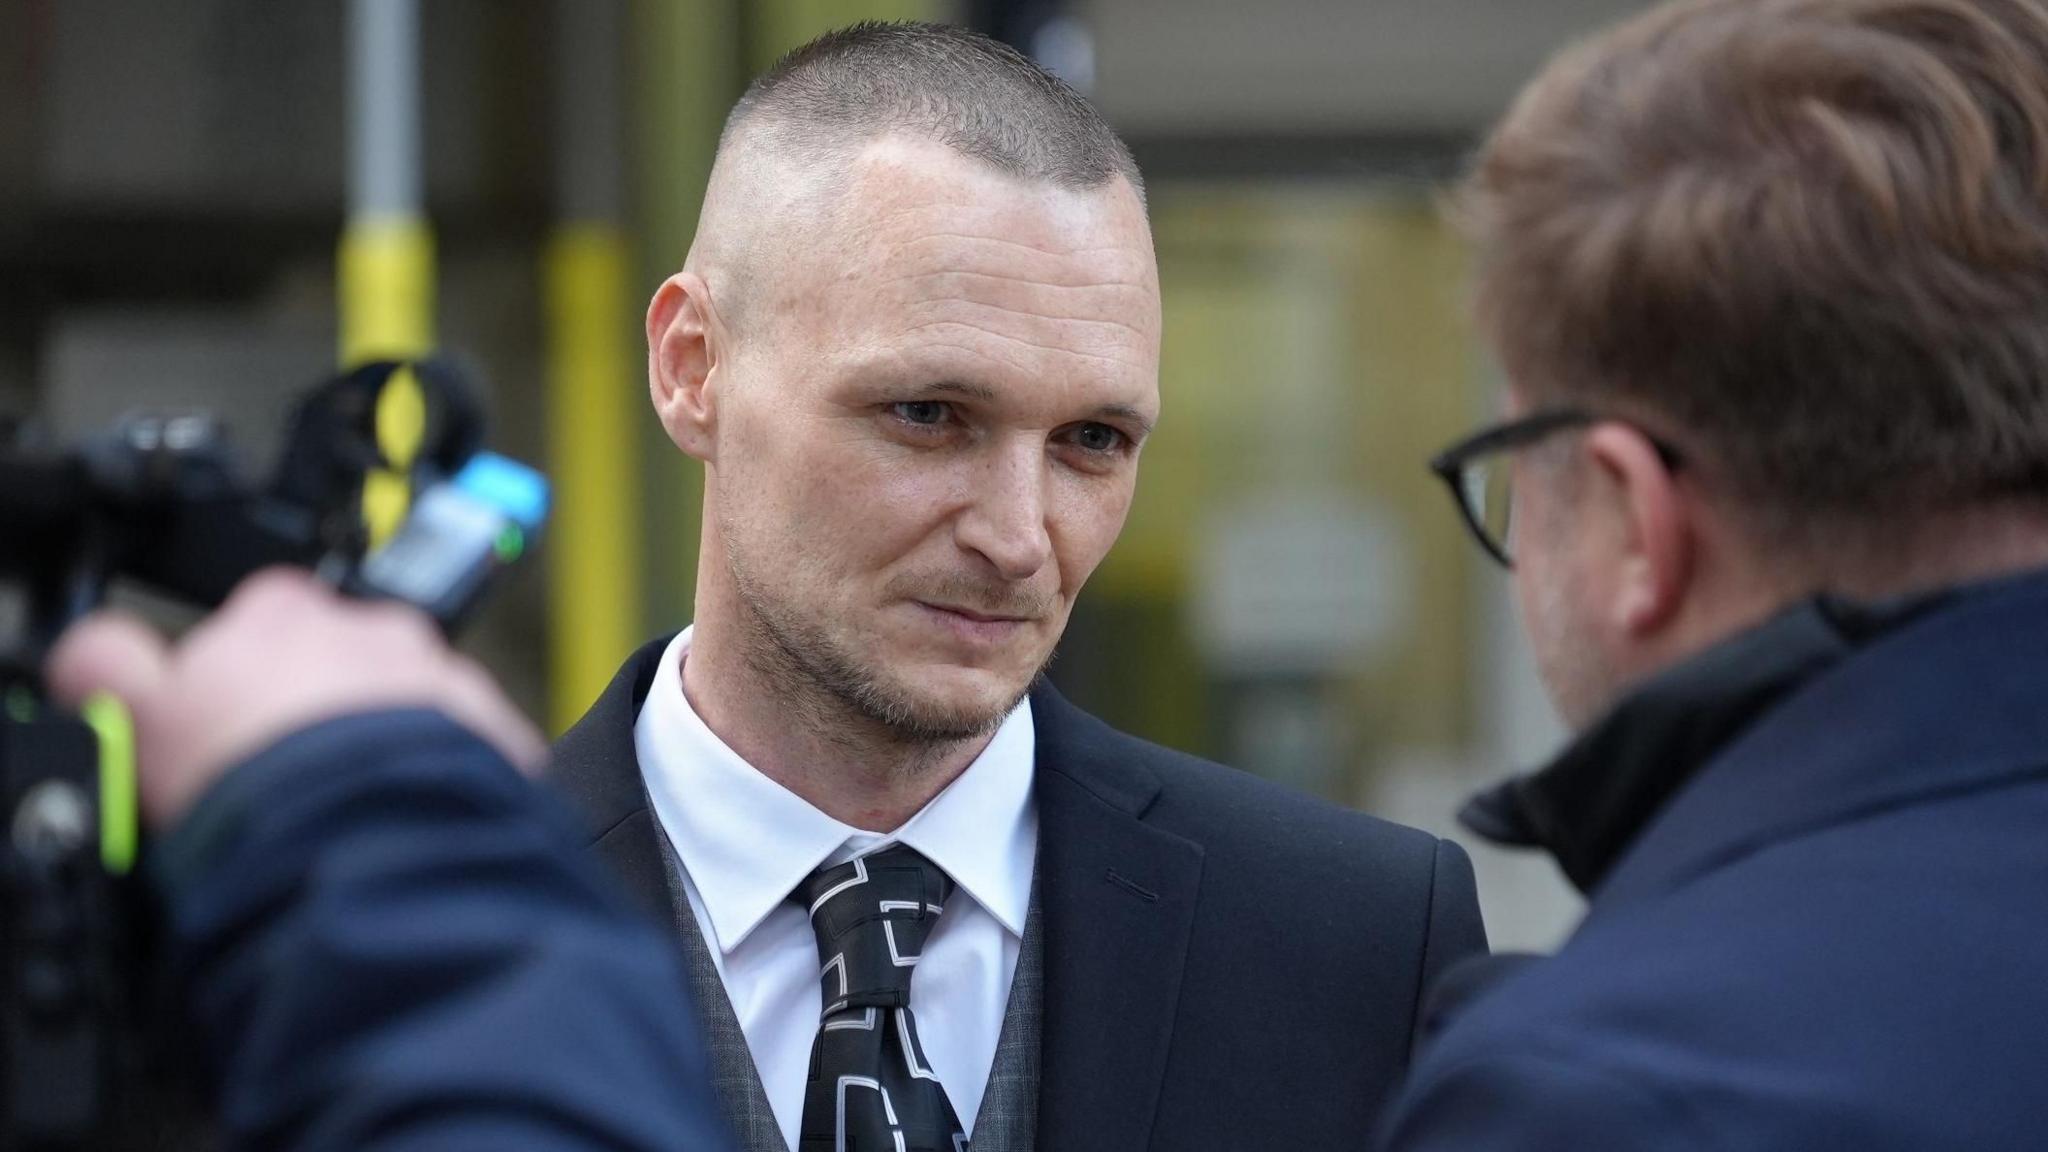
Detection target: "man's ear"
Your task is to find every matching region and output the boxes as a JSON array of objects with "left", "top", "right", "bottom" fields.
[
  {"left": 647, "top": 272, "right": 723, "bottom": 463},
  {"left": 1582, "top": 423, "right": 1694, "bottom": 638}
]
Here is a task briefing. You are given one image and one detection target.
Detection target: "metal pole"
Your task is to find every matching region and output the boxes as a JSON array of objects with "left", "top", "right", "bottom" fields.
[
  {"left": 341, "top": 0, "right": 434, "bottom": 545},
  {"left": 349, "top": 0, "right": 422, "bottom": 220}
]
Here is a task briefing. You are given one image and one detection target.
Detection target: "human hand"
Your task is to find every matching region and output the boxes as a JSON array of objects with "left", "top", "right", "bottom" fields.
[{"left": 44, "top": 567, "right": 545, "bottom": 829}]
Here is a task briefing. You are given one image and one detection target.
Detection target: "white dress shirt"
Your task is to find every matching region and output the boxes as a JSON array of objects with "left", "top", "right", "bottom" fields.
[{"left": 634, "top": 627, "right": 1038, "bottom": 1150}]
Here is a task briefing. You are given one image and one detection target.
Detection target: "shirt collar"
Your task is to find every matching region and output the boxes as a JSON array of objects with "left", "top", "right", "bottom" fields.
[
  {"left": 634, "top": 627, "right": 1038, "bottom": 954},
  {"left": 892, "top": 696, "right": 1037, "bottom": 938}
]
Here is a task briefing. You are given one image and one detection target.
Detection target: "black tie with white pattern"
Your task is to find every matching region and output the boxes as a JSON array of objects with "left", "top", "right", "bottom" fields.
[{"left": 792, "top": 845, "right": 967, "bottom": 1152}]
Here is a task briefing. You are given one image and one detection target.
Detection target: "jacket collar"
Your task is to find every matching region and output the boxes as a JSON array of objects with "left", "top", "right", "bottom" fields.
[
  {"left": 1026, "top": 680, "right": 1163, "bottom": 816},
  {"left": 1464, "top": 569, "right": 2048, "bottom": 904},
  {"left": 550, "top": 634, "right": 672, "bottom": 842}
]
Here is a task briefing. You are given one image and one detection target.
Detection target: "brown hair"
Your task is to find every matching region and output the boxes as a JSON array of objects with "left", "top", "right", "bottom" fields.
[{"left": 1460, "top": 0, "right": 2048, "bottom": 531}]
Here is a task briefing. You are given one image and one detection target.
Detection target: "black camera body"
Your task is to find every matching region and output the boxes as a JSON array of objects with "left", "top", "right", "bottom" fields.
[
  {"left": 1, "top": 700, "right": 135, "bottom": 1148},
  {"left": 0, "top": 360, "right": 548, "bottom": 1148}
]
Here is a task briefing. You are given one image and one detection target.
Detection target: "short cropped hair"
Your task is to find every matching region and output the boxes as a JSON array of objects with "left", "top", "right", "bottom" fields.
[
  {"left": 1460, "top": 0, "right": 2048, "bottom": 529},
  {"left": 725, "top": 20, "right": 1143, "bottom": 203}
]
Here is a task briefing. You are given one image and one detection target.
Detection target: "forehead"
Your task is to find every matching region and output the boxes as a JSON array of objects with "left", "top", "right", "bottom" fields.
[
  {"left": 783, "top": 137, "right": 1161, "bottom": 406},
  {"left": 842, "top": 137, "right": 1148, "bottom": 259}
]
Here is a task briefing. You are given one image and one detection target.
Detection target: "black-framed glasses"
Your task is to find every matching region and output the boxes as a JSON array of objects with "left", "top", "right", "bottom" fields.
[{"left": 1429, "top": 407, "right": 1684, "bottom": 569}]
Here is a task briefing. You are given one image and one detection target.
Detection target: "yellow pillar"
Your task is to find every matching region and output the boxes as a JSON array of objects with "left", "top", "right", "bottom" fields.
[
  {"left": 545, "top": 0, "right": 648, "bottom": 731},
  {"left": 338, "top": 218, "right": 435, "bottom": 366},
  {"left": 630, "top": 0, "right": 742, "bottom": 627},
  {"left": 544, "top": 227, "right": 644, "bottom": 731}
]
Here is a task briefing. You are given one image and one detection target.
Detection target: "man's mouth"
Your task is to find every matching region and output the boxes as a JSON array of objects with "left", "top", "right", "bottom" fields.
[
  {"left": 921, "top": 602, "right": 1032, "bottom": 624},
  {"left": 911, "top": 600, "right": 1039, "bottom": 643}
]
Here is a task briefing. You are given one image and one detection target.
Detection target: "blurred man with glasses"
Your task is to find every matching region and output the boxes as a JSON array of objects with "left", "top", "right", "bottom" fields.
[{"left": 1383, "top": 0, "right": 2048, "bottom": 1147}]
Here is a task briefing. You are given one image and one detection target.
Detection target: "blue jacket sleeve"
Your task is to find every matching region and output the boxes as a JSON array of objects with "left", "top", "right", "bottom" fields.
[
  {"left": 1375, "top": 1043, "right": 1711, "bottom": 1152},
  {"left": 152, "top": 708, "right": 736, "bottom": 1152}
]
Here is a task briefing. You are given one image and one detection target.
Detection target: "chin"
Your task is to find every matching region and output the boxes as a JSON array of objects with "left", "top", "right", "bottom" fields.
[
  {"left": 910, "top": 663, "right": 1032, "bottom": 717},
  {"left": 871, "top": 662, "right": 1033, "bottom": 739}
]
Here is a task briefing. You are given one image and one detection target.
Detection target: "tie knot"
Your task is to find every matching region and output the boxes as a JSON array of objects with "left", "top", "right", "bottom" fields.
[{"left": 792, "top": 845, "right": 955, "bottom": 1013}]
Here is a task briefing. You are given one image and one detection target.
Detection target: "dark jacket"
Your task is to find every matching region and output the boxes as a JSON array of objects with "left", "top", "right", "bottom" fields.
[
  {"left": 158, "top": 709, "right": 735, "bottom": 1152},
  {"left": 1380, "top": 572, "right": 2048, "bottom": 1151},
  {"left": 552, "top": 638, "right": 1488, "bottom": 1151}
]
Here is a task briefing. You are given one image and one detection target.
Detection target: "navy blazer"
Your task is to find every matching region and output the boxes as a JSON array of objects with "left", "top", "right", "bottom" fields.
[
  {"left": 1382, "top": 573, "right": 2048, "bottom": 1150},
  {"left": 552, "top": 637, "right": 1488, "bottom": 1151},
  {"left": 161, "top": 710, "right": 736, "bottom": 1152}
]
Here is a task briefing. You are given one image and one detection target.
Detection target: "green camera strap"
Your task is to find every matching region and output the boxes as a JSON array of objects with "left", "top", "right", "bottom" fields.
[{"left": 81, "top": 694, "right": 137, "bottom": 876}]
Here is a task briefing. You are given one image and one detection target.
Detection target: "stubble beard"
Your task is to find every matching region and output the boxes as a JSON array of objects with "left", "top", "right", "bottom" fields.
[
  {"left": 1526, "top": 558, "right": 1620, "bottom": 731},
  {"left": 725, "top": 548, "right": 1041, "bottom": 761}
]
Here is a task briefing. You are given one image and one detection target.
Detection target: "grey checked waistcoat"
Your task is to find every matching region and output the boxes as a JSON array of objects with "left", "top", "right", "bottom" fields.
[{"left": 655, "top": 827, "right": 1042, "bottom": 1152}]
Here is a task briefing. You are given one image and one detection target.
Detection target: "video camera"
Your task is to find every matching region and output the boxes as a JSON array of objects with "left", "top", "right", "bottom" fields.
[{"left": 0, "top": 359, "right": 549, "bottom": 1149}]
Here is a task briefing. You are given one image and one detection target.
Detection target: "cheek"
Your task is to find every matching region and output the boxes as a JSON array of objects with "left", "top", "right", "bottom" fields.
[
  {"left": 1517, "top": 524, "right": 1622, "bottom": 680},
  {"left": 1511, "top": 547, "right": 1568, "bottom": 655},
  {"left": 1510, "top": 504, "right": 1575, "bottom": 626},
  {"left": 769, "top": 445, "right": 965, "bottom": 576},
  {"left": 1048, "top": 474, "right": 1136, "bottom": 590},
  {"left": 1511, "top": 478, "right": 1581, "bottom": 614},
  {"left": 1509, "top": 562, "right": 1543, "bottom": 629}
]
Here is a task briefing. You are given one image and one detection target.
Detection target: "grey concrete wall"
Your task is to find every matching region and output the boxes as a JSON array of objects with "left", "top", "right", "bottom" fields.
[{"left": 38, "top": 0, "right": 517, "bottom": 212}]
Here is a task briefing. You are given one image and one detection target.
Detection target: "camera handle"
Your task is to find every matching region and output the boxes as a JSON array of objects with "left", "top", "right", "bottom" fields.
[{"left": 1, "top": 691, "right": 139, "bottom": 1148}]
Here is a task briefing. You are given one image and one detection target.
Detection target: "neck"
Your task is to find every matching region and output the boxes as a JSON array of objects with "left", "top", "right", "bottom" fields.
[
  {"left": 681, "top": 612, "right": 992, "bottom": 834},
  {"left": 1802, "top": 503, "right": 2048, "bottom": 602},
  {"left": 1640, "top": 501, "right": 2048, "bottom": 694}
]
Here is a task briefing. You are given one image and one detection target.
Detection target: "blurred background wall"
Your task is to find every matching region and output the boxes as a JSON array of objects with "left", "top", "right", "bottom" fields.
[{"left": 0, "top": 0, "right": 1656, "bottom": 950}]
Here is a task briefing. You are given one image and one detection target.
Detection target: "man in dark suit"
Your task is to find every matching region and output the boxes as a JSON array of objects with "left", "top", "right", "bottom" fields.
[
  {"left": 1384, "top": 0, "right": 2048, "bottom": 1147},
  {"left": 551, "top": 21, "right": 1485, "bottom": 1152}
]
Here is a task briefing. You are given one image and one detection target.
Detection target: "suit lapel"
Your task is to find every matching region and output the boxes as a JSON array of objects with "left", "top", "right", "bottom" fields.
[
  {"left": 1030, "top": 685, "right": 1204, "bottom": 1152},
  {"left": 547, "top": 634, "right": 677, "bottom": 916}
]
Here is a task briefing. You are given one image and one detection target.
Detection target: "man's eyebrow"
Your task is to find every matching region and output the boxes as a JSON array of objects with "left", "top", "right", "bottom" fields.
[
  {"left": 1096, "top": 404, "right": 1156, "bottom": 437},
  {"left": 905, "top": 380, "right": 998, "bottom": 401},
  {"left": 895, "top": 380, "right": 1156, "bottom": 436}
]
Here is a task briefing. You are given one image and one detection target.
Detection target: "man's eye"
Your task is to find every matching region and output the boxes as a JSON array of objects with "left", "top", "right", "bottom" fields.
[
  {"left": 891, "top": 401, "right": 949, "bottom": 426},
  {"left": 1071, "top": 423, "right": 1126, "bottom": 453}
]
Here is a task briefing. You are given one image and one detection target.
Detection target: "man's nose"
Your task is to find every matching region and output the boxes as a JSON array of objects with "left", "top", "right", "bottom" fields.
[{"left": 954, "top": 443, "right": 1054, "bottom": 582}]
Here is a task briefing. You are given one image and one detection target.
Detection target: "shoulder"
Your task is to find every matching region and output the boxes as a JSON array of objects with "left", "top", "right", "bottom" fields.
[
  {"left": 1381, "top": 1033, "right": 1716, "bottom": 1152},
  {"left": 1031, "top": 685, "right": 1455, "bottom": 888},
  {"left": 1154, "top": 738, "right": 1440, "bottom": 864},
  {"left": 1389, "top": 926, "right": 1740, "bottom": 1150},
  {"left": 1392, "top": 884, "right": 1835, "bottom": 1152}
]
